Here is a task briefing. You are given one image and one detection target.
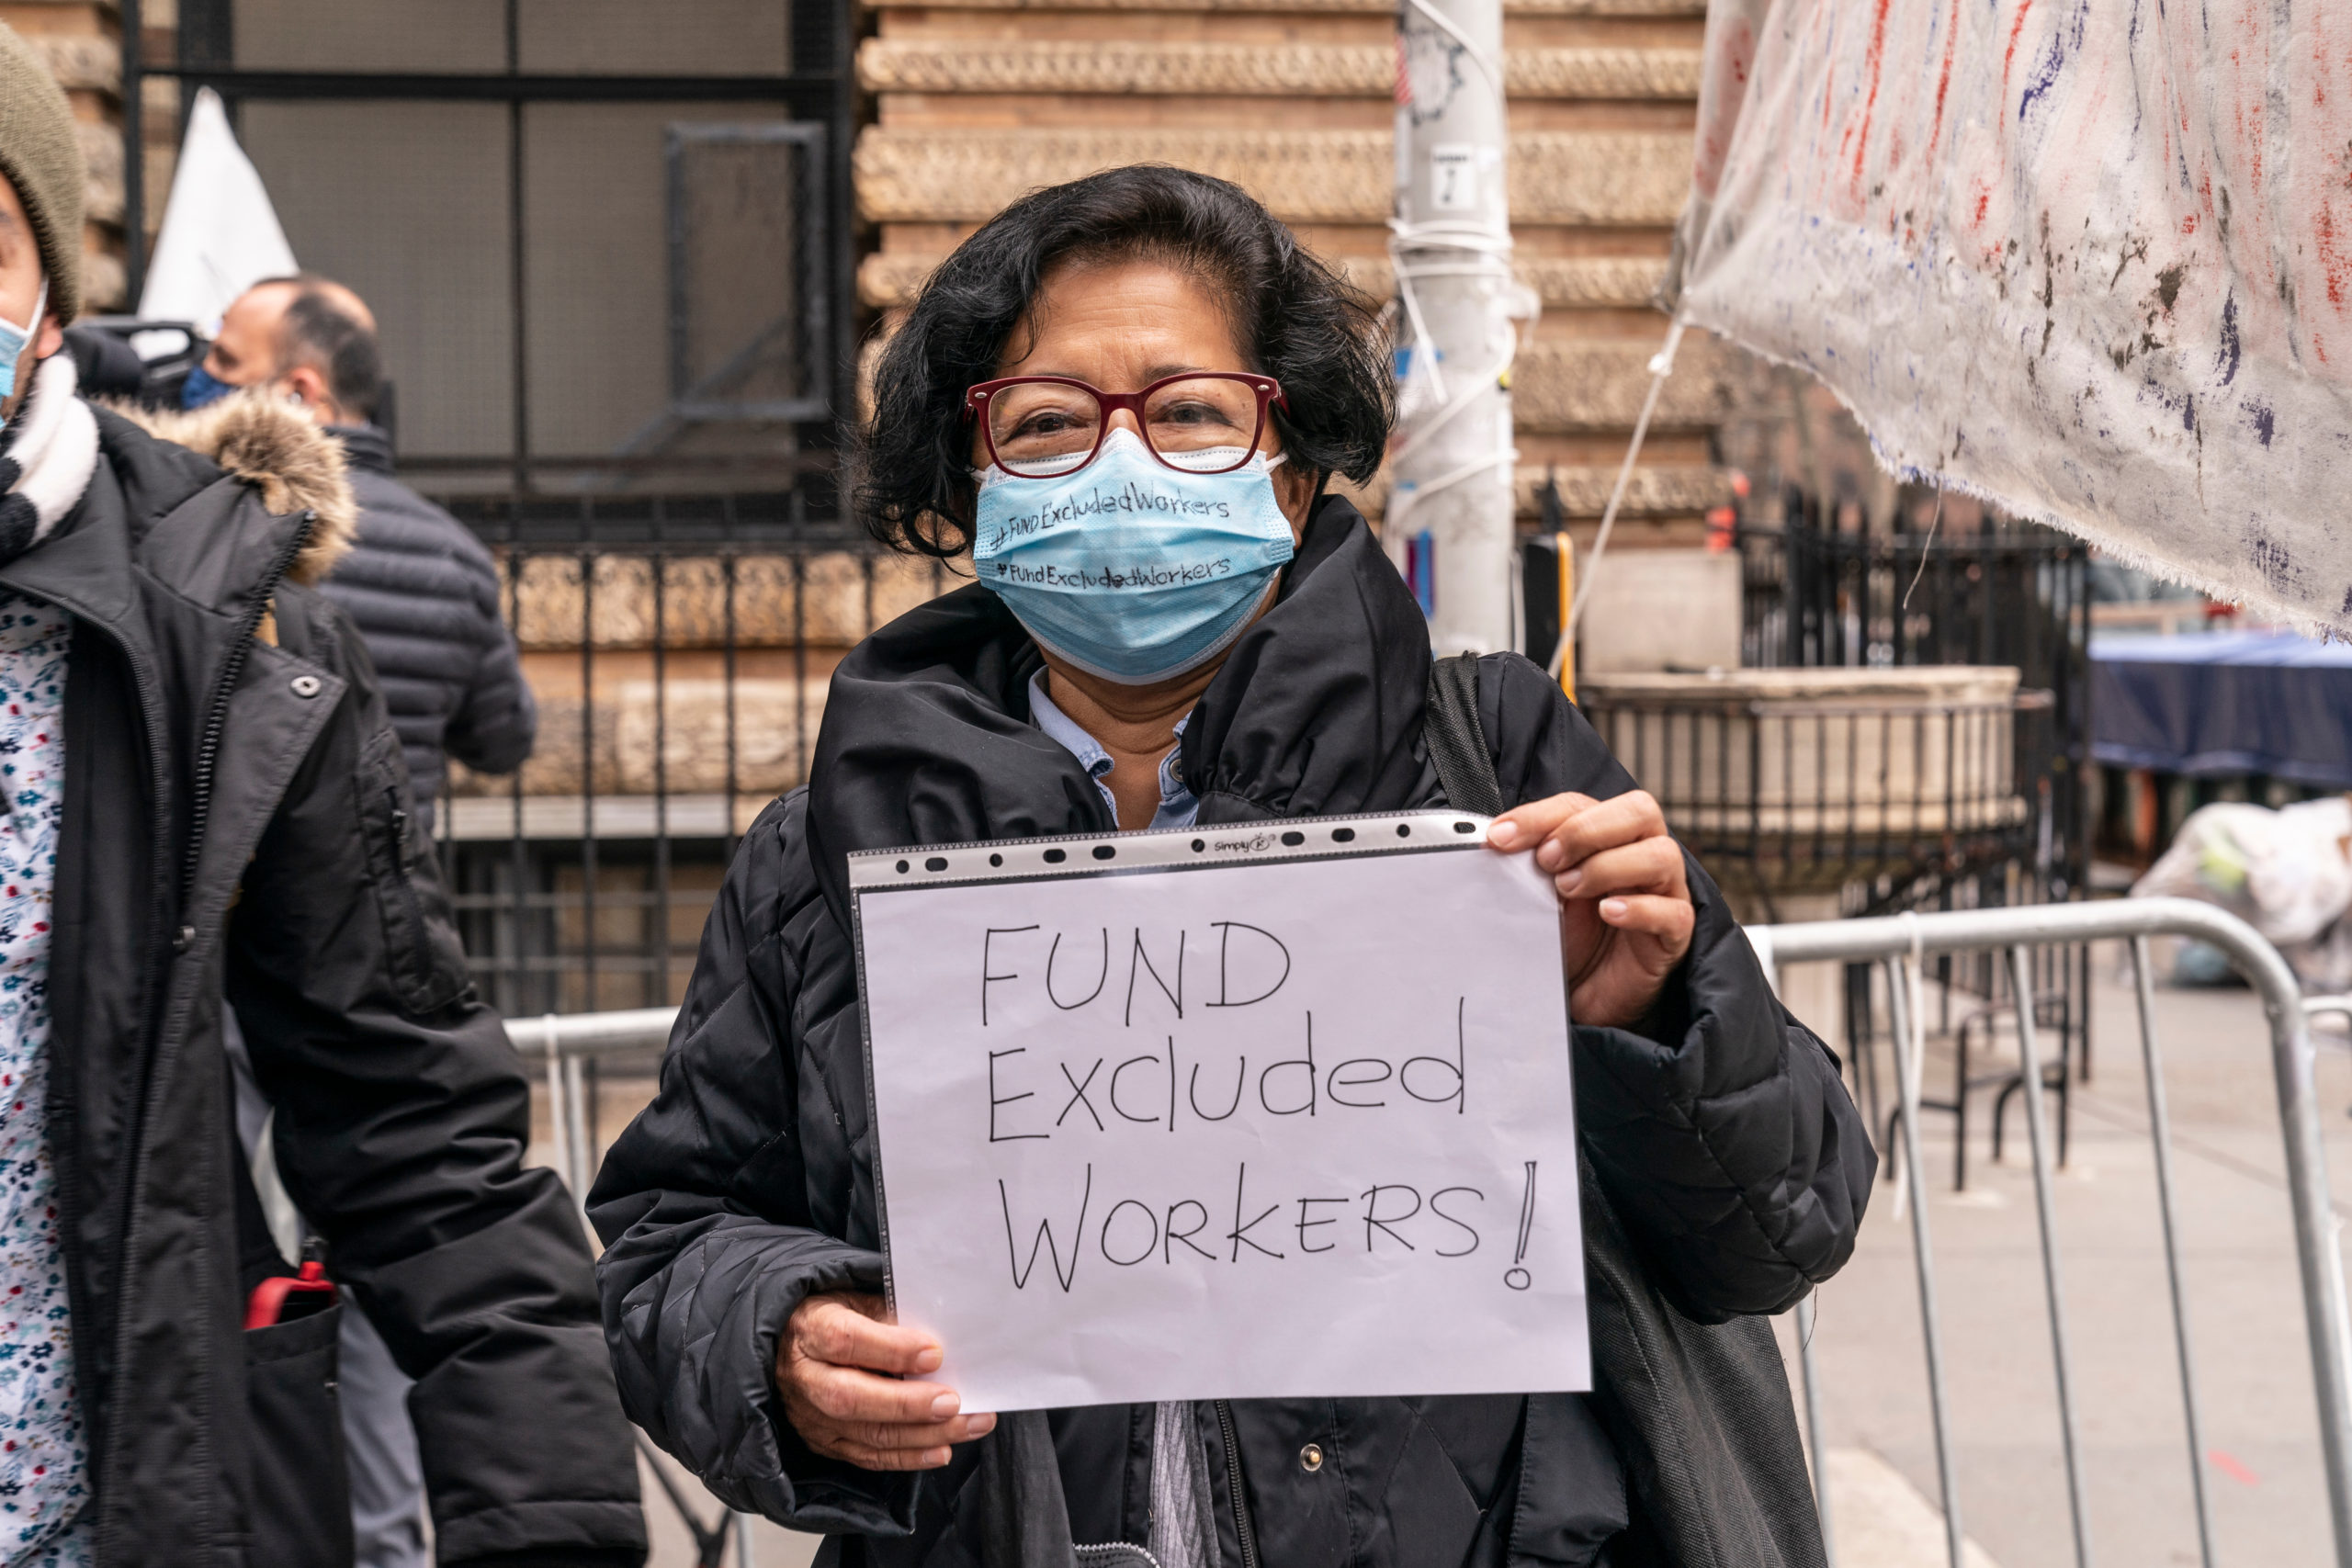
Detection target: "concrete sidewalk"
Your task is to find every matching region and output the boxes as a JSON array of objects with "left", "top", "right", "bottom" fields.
[{"left": 1778, "top": 935, "right": 2352, "bottom": 1568}]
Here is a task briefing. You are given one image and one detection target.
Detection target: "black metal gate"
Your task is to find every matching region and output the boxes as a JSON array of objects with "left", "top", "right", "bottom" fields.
[{"left": 125, "top": 1, "right": 863, "bottom": 1019}]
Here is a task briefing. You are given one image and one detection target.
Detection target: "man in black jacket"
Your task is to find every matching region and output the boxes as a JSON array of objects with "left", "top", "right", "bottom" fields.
[
  {"left": 189, "top": 275, "right": 546, "bottom": 1568},
  {"left": 0, "top": 25, "right": 641, "bottom": 1567},
  {"left": 191, "top": 274, "right": 537, "bottom": 823}
]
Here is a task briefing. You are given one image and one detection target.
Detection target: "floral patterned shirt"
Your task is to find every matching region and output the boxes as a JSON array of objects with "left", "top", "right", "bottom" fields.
[{"left": 0, "top": 596, "right": 89, "bottom": 1566}]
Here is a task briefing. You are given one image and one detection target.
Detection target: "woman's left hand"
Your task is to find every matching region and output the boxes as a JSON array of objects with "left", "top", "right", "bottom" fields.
[{"left": 1487, "top": 791, "right": 1694, "bottom": 1030}]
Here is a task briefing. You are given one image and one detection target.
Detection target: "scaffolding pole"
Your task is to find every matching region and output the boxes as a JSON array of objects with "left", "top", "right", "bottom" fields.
[{"left": 1389, "top": 0, "right": 1527, "bottom": 655}]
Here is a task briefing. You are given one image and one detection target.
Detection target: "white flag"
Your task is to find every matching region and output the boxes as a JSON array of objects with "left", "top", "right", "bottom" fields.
[
  {"left": 138, "top": 87, "right": 298, "bottom": 334},
  {"left": 1669, "top": 0, "right": 2352, "bottom": 632}
]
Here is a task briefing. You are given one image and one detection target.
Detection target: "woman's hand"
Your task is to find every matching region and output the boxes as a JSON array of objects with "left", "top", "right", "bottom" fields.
[
  {"left": 775, "top": 1292, "right": 996, "bottom": 1471},
  {"left": 1487, "top": 791, "right": 1694, "bottom": 1030}
]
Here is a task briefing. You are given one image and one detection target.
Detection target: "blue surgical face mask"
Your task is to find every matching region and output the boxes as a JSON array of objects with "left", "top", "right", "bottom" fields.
[
  {"left": 0, "top": 278, "right": 47, "bottom": 405},
  {"left": 180, "top": 361, "right": 236, "bottom": 411},
  {"left": 974, "top": 426, "right": 1296, "bottom": 685}
]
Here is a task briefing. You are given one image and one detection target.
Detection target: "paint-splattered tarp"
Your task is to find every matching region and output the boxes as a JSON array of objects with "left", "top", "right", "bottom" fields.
[{"left": 1668, "top": 0, "right": 2352, "bottom": 632}]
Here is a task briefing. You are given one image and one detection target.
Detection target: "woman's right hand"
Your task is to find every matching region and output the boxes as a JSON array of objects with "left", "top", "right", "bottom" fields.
[{"left": 775, "top": 1292, "right": 997, "bottom": 1470}]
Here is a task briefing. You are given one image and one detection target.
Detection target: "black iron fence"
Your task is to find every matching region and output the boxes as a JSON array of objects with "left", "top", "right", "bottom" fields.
[
  {"left": 1732, "top": 493, "right": 2094, "bottom": 900},
  {"left": 1575, "top": 680, "right": 2056, "bottom": 919},
  {"left": 430, "top": 488, "right": 965, "bottom": 1020},
  {"left": 1717, "top": 493, "right": 2097, "bottom": 1104}
]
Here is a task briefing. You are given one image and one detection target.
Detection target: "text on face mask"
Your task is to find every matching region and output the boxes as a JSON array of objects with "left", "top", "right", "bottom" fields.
[
  {"left": 989, "top": 557, "right": 1237, "bottom": 590},
  {"left": 983, "top": 478, "right": 1237, "bottom": 547}
]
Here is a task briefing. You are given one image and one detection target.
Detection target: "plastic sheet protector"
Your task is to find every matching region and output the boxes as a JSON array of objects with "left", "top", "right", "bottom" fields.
[{"left": 849, "top": 810, "right": 1588, "bottom": 1413}]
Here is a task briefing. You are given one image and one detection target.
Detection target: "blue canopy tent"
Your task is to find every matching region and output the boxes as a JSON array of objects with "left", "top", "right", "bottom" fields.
[{"left": 2092, "top": 632, "right": 2352, "bottom": 789}]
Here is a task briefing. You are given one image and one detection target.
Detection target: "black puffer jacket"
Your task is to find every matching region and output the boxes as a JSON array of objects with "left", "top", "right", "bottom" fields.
[
  {"left": 44, "top": 391, "right": 642, "bottom": 1566},
  {"left": 589, "top": 500, "right": 1872, "bottom": 1566},
  {"left": 319, "top": 423, "right": 535, "bottom": 812}
]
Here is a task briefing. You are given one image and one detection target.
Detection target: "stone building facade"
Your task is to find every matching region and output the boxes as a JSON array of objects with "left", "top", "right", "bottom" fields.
[
  {"left": 853, "top": 0, "right": 1736, "bottom": 547},
  {"left": 0, "top": 0, "right": 139, "bottom": 312},
  {"left": 2, "top": 1, "right": 1767, "bottom": 1008}
]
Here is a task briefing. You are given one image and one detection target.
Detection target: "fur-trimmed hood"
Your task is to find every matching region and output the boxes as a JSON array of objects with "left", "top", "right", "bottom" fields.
[{"left": 114, "top": 393, "right": 357, "bottom": 584}]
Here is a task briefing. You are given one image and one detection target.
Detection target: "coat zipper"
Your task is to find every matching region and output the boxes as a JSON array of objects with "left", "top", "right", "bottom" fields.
[
  {"left": 384, "top": 784, "right": 429, "bottom": 975},
  {"left": 175, "top": 510, "right": 316, "bottom": 924},
  {"left": 104, "top": 506, "right": 313, "bottom": 1562},
  {"left": 1213, "top": 1400, "right": 1261, "bottom": 1568}
]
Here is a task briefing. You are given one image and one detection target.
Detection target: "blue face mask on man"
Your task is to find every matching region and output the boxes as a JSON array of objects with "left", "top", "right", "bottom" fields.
[
  {"left": 973, "top": 426, "right": 1296, "bottom": 685},
  {"left": 0, "top": 277, "right": 47, "bottom": 405},
  {"left": 179, "top": 361, "right": 236, "bottom": 411}
]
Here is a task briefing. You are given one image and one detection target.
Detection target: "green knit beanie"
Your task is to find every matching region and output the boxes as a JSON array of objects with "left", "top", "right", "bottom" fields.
[{"left": 0, "top": 22, "right": 85, "bottom": 325}]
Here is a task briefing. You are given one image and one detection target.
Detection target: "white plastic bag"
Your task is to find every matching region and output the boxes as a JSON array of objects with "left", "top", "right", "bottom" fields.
[{"left": 2134, "top": 796, "right": 2352, "bottom": 986}]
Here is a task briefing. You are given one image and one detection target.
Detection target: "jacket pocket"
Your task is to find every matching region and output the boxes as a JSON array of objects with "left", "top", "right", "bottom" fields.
[
  {"left": 356, "top": 729, "right": 469, "bottom": 1014},
  {"left": 244, "top": 1301, "right": 356, "bottom": 1568}
]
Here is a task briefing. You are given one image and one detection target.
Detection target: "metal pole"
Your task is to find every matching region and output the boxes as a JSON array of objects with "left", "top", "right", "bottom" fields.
[
  {"left": 537, "top": 1016, "right": 573, "bottom": 1207},
  {"left": 1884, "top": 953, "right": 1964, "bottom": 1568},
  {"left": 1793, "top": 1292, "right": 1837, "bottom": 1568},
  {"left": 1389, "top": 0, "right": 1521, "bottom": 655},
  {"left": 562, "top": 1050, "right": 594, "bottom": 1202},
  {"left": 2008, "top": 944, "right": 2093, "bottom": 1568},
  {"left": 121, "top": 0, "right": 145, "bottom": 305},
  {"left": 2130, "top": 936, "right": 2217, "bottom": 1568},
  {"left": 1756, "top": 935, "right": 1839, "bottom": 1566}
]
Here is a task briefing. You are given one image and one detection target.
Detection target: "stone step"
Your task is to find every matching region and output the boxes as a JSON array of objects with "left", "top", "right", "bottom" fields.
[
  {"left": 1341, "top": 462, "right": 1729, "bottom": 522},
  {"left": 31, "top": 34, "right": 119, "bottom": 96},
  {"left": 1513, "top": 461, "right": 1729, "bottom": 516},
  {"left": 449, "top": 677, "right": 834, "bottom": 802},
  {"left": 858, "top": 39, "right": 1701, "bottom": 98},
  {"left": 867, "top": 0, "right": 1702, "bottom": 14},
  {"left": 484, "top": 457, "right": 1725, "bottom": 666},
  {"left": 494, "top": 549, "right": 955, "bottom": 652},
  {"left": 855, "top": 126, "right": 1692, "bottom": 225},
  {"left": 1513, "top": 332, "right": 1745, "bottom": 433},
  {"left": 862, "top": 248, "right": 1665, "bottom": 310}
]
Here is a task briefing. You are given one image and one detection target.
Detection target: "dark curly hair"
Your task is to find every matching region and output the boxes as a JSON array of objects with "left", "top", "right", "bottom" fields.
[{"left": 855, "top": 164, "right": 1394, "bottom": 558}]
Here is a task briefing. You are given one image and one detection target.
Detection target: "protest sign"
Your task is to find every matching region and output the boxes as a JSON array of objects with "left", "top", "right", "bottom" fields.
[{"left": 850, "top": 810, "right": 1586, "bottom": 1413}]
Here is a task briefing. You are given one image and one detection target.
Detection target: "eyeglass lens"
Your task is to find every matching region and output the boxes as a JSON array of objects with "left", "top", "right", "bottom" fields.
[{"left": 988, "top": 378, "right": 1261, "bottom": 477}]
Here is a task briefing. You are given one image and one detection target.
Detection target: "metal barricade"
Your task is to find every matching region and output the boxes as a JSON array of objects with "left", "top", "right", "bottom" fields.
[
  {"left": 503, "top": 1008, "right": 752, "bottom": 1568},
  {"left": 509, "top": 895, "right": 2352, "bottom": 1568},
  {"left": 1751, "top": 896, "right": 2352, "bottom": 1568}
]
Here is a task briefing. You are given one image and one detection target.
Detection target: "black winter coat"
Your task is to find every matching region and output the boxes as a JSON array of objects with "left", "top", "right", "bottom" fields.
[
  {"left": 46, "top": 394, "right": 642, "bottom": 1566},
  {"left": 319, "top": 424, "right": 536, "bottom": 812},
  {"left": 589, "top": 500, "right": 1872, "bottom": 1567}
]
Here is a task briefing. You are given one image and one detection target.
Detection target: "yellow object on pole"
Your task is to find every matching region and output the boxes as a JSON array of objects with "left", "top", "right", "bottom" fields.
[{"left": 1553, "top": 531, "right": 1575, "bottom": 701}]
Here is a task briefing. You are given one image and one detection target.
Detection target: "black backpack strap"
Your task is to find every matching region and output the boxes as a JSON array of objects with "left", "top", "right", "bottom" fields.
[{"left": 1423, "top": 652, "right": 1505, "bottom": 815}]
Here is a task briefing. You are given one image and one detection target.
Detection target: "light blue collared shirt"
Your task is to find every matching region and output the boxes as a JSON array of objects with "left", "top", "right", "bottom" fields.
[
  {"left": 1026, "top": 670, "right": 1215, "bottom": 1568},
  {"left": 1027, "top": 671, "right": 1199, "bottom": 830}
]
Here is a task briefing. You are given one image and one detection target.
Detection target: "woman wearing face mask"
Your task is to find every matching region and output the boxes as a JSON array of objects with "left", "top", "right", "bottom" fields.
[{"left": 590, "top": 166, "right": 1871, "bottom": 1568}]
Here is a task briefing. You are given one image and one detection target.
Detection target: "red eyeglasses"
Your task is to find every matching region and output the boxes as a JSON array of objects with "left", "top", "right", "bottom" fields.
[{"left": 965, "top": 372, "right": 1287, "bottom": 479}]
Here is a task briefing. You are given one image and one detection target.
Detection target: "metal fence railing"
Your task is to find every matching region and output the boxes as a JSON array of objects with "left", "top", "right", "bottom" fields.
[
  {"left": 504, "top": 1009, "right": 749, "bottom": 1568},
  {"left": 1752, "top": 896, "right": 2352, "bottom": 1568},
  {"left": 511, "top": 896, "right": 2352, "bottom": 1568}
]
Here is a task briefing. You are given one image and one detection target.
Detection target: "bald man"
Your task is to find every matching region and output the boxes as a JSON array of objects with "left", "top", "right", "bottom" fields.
[
  {"left": 190, "top": 276, "right": 544, "bottom": 1568},
  {"left": 189, "top": 275, "right": 536, "bottom": 815}
]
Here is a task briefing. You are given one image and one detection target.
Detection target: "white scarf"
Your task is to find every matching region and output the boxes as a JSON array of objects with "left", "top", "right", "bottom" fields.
[{"left": 0, "top": 354, "right": 99, "bottom": 559}]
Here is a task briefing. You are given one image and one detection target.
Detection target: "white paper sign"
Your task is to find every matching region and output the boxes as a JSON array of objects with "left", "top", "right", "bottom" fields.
[{"left": 851, "top": 811, "right": 1588, "bottom": 1413}]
